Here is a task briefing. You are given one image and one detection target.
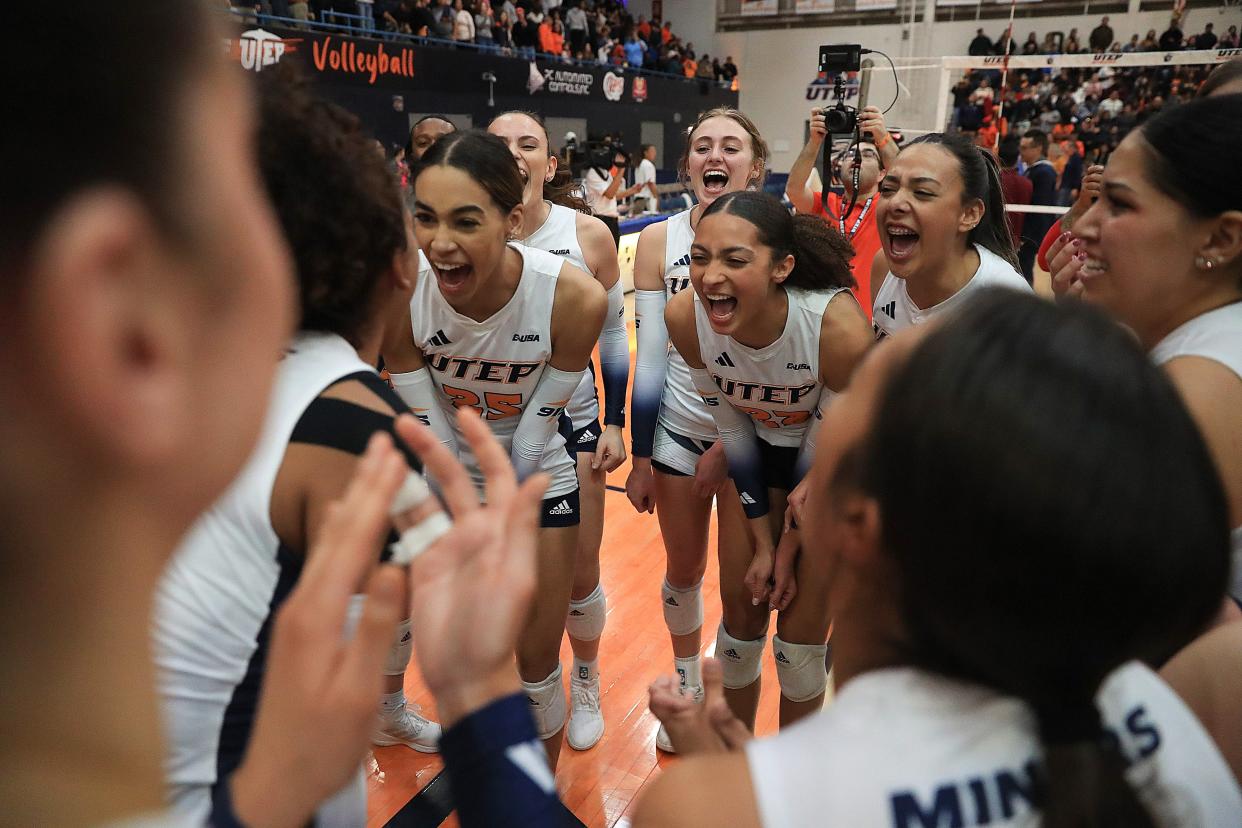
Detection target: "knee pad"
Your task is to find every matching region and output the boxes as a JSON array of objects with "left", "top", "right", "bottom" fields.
[
  {"left": 662, "top": 578, "right": 703, "bottom": 637},
  {"left": 566, "top": 583, "right": 607, "bottom": 641},
  {"left": 521, "top": 665, "right": 567, "bottom": 739},
  {"left": 384, "top": 619, "right": 413, "bottom": 676},
  {"left": 715, "top": 622, "right": 766, "bottom": 690},
  {"left": 772, "top": 635, "right": 828, "bottom": 703}
]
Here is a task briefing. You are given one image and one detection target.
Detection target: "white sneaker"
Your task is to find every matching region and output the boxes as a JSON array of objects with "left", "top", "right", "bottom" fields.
[
  {"left": 566, "top": 674, "right": 604, "bottom": 750},
  {"left": 372, "top": 703, "right": 441, "bottom": 753}
]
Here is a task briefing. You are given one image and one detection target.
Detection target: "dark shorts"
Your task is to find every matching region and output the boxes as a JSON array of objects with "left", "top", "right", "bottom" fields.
[
  {"left": 760, "top": 441, "right": 800, "bottom": 493},
  {"left": 540, "top": 489, "right": 581, "bottom": 529},
  {"left": 567, "top": 419, "right": 604, "bottom": 455},
  {"left": 652, "top": 425, "right": 716, "bottom": 477}
]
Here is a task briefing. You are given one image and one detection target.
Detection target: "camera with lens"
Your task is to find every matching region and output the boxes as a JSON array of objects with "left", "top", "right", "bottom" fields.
[{"left": 818, "top": 44, "right": 862, "bottom": 135}]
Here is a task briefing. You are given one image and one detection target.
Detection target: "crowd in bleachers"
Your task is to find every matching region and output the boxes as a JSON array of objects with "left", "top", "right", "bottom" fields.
[
  {"left": 968, "top": 15, "right": 1238, "bottom": 57},
  {"left": 231, "top": 0, "right": 739, "bottom": 80},
  {"left": 951, "top": 16, "right": 1234, "bottom": 166}
]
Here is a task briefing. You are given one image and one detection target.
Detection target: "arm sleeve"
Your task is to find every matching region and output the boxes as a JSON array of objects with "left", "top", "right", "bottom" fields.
[
  {"left": 510, "top": 365, "right": 582, "bottom": 481},
  {"left": 598, "top": 279, "right": 630, "bottom": 427},
  {"left": 689, "top": 366, "right": 768, "bottom": 519},
  {"left": 1036, "top": 220, "right": 1062, "bottom": 273},
  {"left": 389, "top": 368, "right": 458, "bottom": 456},
  {"left": 631, "top": 288, "right": 669, "bottom": 457},
  {"left": 441, "top": 693, "right": 563, "bottom": 828}
]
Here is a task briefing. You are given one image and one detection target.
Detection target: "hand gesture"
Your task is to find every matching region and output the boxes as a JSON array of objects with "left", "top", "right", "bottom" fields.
[
  {"left": 648, "top": 659, "right": 752, "bottom": 755},
  {"left": 593, "top": 423, "right": 628, "bottom": 472},
  {"left": 1047, "top": 232, "right": 1086, "bottom": 299},
  {"left": 692, "top": 441, "right": 729, "bottom": 499},
  {"left": 769, "top": 529, "right": 799, "bottom": 612},
  {"left": 744, "top": 540, "right": 774, "bottom": 608},
  {"left": 397, "top": 409, "right": 548, "bottom": 726},
  {"left": 626, "top": 459, "right": 657, "bottom": 514},
  {"left": 858, "top": 105, "right": 888, "bottom": 143},
  {"left": 808, "top": 107, "right": 828, "bottom": 143}
]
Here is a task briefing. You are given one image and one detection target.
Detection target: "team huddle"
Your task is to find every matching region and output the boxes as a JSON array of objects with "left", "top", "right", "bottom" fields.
[{"left": 11, "top": 6, "right": 1242, "bottom": 823}]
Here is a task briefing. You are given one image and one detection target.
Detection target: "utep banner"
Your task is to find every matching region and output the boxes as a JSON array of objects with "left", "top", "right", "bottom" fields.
[
  {"left": 231, "top": 25, "right": 635, "bottom": 102},
  {"left": 943, "top": 47, "right": 1241, "bottom": 70},
  {"left": 232, "top": 27, "right": 414, "bottom": 85}
]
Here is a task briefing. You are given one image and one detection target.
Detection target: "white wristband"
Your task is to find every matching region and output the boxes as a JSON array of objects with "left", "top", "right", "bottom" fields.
[
  {"left": 391, "top": 471, "right": 434, "bottom": 517},
  {"left": 389, "top": 512, "right": 452, "bottom": 566}
]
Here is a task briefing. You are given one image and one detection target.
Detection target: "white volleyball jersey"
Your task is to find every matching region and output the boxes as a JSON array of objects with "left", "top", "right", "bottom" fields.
[
  {"left": 694, "top": 287, "right": 847, "bottom": 448},
  {"left": 1150, "top": 300, "right": 1242, "bottom": 604},
  {"left": 521, "top": 202, "right": 599, "bottom": 430},
  {"left": 411, "top": 244, "right": 577, "bottom": 497},
  {"left": 153, "top": 332, "right": 372, "bottom": 826},
  {"left": 747, "top": 662, "right": 1242, "bottom": 827},
  {"left": 872, "top": 244, "right": 1031, "bottom": 339},
  {"left": 658, "top": 209, "right": 717, "bottom": 440}
]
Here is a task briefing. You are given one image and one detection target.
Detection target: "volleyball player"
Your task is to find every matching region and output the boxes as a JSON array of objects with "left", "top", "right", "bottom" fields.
[
  {"left": 3, "top": 4, "right": 419, "bottom": 824},
  {"left": 664, "top": 190, "right": 872, "bottom": 729},
  {"left": 1064, "top": 95, "right": 1242, "bottom": 608},
  {"left": 152, "top": 70, "right": 447, "bottom": 825},
  {"left": 870, "top": 133, "right": 1029, "bottom": 339},
  {"left": 627, "top": 107, "right": 769, "bottom": 752},
  {"left": 486, "top": 111, "right": 629, "bottom": 751},
  {"left": 408, "top": 114, "right": 458, "bottom": 164},
  {"left": 382, "top": 130, "right": 606, "bottom": 767}
]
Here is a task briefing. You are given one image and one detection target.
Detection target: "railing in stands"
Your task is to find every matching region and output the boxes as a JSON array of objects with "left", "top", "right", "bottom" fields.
[{"left": 225, "top": 8, "right": 726, "bottom": 86}]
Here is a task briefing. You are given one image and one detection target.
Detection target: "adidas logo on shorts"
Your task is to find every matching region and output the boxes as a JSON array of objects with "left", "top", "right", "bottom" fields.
[
  {"left": 775, "top": 651, "right": 791, "bottom": 665},
  {"left": 739, "top": 492, "right": 757, "bottom": 506},
  {"left": 577, "top": 431, "right": 595, "bottom": 443},
  {"left": 664, "top": 596, "right": 679, "bottom": 606},
  {"left": 569, "top": 609, "right": 585, "bottom": 616},
  {"left": 549, "top": 500, "right": 574, "bottom": 516},
  {"left": 723, "top": 648, "right": 741, "bottom": 660}
]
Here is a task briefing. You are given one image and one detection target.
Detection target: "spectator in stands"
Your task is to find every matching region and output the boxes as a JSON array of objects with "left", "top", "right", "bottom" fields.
[
  {"left": 474, "top": 0, "right": 495, "bottom": 49},
  {"left": 998, "top": 135, "right": 1032, "bottom": 251},
  {"left": 1141, "top": 29, "right": 1158, "bottom": 50},
  {"left": 566, "top": 2, "right": 587, "bottom": 57},
  {"left": 1019, "top": 129, "right": 1058, "bottom": 281},
  {"left": 1022, "top": 32, "right": 1040, "bottom": 56},
  {"left": 1160, "top": 19, "right": 1185, "bottom": 51},
  {"left": 538, "top": 14, "right": 564, "bottom": 56},
  {"left": 636, "top": 14, "right": 651, "bottom": 41},
  {"left": 696, "top": 54, "right": 715, "bottom": 80},
  {"left": 1041, "top": 32, "right": 1059, "bottom": 54},
  {"left": 661, "top": 20, "right": 673, "bottom": 45},
  {"left": 994, "top": 26, "right": 1014, "bottom": 56},
  {"left": 682, "top": 53, "right": 697, "bottom": 78},
  {"left": 1122, "top": 34, "right": 1141, "bottom": 53},
  {"left": 969, "top": 28, "right": 993, "bottom": 56},
  {"left": 452, "top": 0, "right": 475, "bottom": 44},
  {"left": 722, "top": 56, "right": 738, "bottom": 84},
  {"left": 632, "top": 144, "right": 659, "bottom": 215},
  {"left": 1098, "top": 88, "right": 1123, "bottom": 119},
  {"left": 512, "top": 6, "right": 537, "bottom": 57},
  {"left": 1221, "top": 25, "right": 1239, "bottom": 49},
  {"left": 1195, "top": 23, "right": 1218, "bottom": 51},
  {"left": 1065, "top": 28, "right": 1082, "bottom": 54},
  {"left": 623, "top": 30, "right": 645, "bottom": 68},
  {"left": 1059, "top": 134, "right": 1083, "bottom": 207},
  {"left": 433, "top": 0, "right": 454, "bottom": 38},
  {"left": 493, "top": 9, "right": 512, "bottom": 49},
  {"left": 1089, "top": 16, "right": 1114, "bottom": 52}
]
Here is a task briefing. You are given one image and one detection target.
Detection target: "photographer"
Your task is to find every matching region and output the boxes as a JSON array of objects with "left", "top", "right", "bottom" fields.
[
  {"left": 583, "top": 144, "right": 642, "bottom": 244},
  {"left": 786, "top": 104, "right": 895, "bottom": 316}
]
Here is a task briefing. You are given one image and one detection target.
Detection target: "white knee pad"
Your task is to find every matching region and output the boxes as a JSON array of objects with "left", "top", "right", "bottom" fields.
[
  {"left": 715, "top": 623, "right": 766, "bottom": 690},
  {"left": 521, "top": 665, "right": 567, "bottom": 739},
  {"left": 662, "top": 579, "right": 703, "bottom": 637},
  {"left": 772, "top": 635, "right": 828, "bottom": 703},
  {"left": 384, "top": 619, "right": 413, "bottom": 676},
  {"left": 565, "top": 584, "right": 607, "bottom": 641}
]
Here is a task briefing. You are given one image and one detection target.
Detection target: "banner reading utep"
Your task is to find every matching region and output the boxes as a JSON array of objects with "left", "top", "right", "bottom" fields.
[{"left": 230, "top": 27, "right": 414, "bottom": 85}]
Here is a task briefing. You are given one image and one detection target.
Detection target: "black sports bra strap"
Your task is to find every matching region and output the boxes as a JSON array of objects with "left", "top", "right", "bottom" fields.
[{"left": 289, "top": 373, "right": 422, "bottom": 471}]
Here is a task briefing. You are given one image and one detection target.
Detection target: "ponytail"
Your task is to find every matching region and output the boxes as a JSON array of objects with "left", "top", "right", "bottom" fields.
[
  {"left": 701, "top": 191, "right": 855, "bottom": 292},
  {"left": 907, "top": 133, "right": 1019, "bottom": 271},
  {"left": 1035, "top": 700, "right": 1155, "bottom": 827}
]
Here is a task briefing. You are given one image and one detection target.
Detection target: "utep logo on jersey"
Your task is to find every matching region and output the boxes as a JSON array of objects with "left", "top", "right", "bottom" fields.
[
  {"left": 427, "top": 353, "right": 540, "bottom": 384},
  {"left": 711, "top": 373, "right": 817, "bottom": 406}
]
